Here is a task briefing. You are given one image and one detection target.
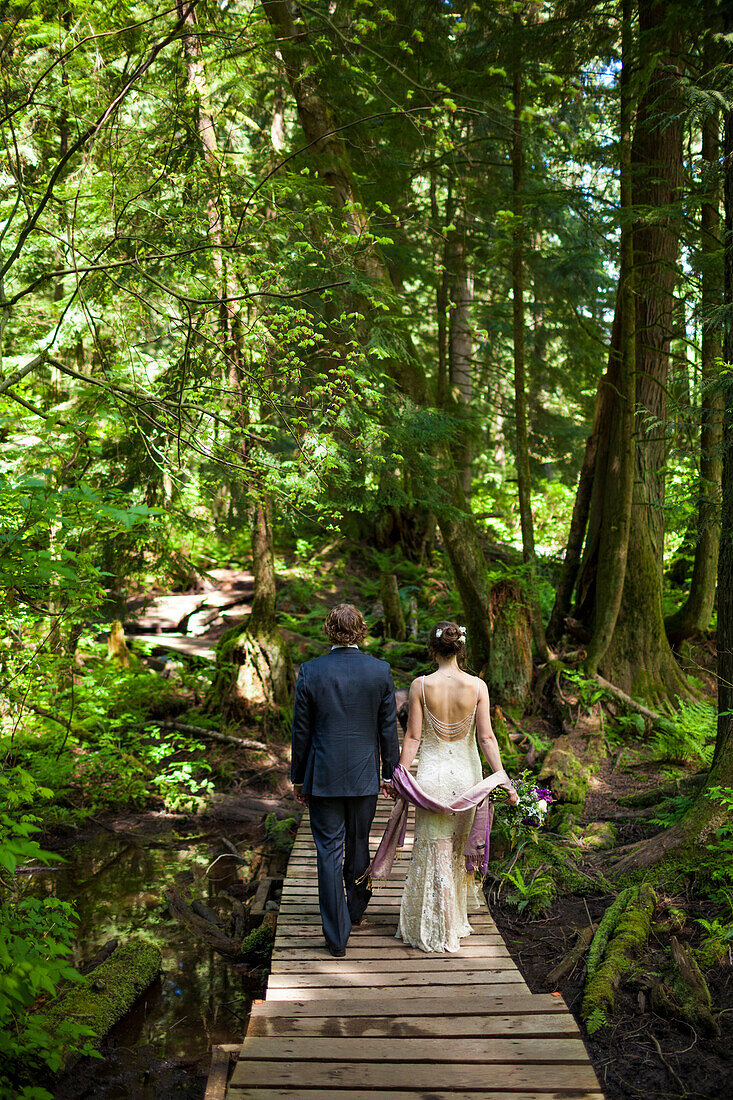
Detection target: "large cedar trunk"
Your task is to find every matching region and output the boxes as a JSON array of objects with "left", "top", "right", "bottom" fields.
[
  {"left": 447, "top": 218, "right": 474, "bottom": 496},
  {"left": 574, "top": 0, "right": 688, "bottom": 703},
  {"left": 611, "top": 64, "right": 733, "bottom": 871},
  {"left": 666, "top": 98, "right": 723, "bottom": 644}
]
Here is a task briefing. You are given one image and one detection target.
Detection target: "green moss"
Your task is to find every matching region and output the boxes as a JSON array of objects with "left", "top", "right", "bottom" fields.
[
  {"left": 538, "top": 735, "right": 593, "bottom": 805},
  {"left": 582, "top": 884, "right": 656, "bottom": 1032},
  {"left": 44, "top": 939, "right": 162, "bottom": 1071},
  {"left": 241, "top": 921, "right": 275, "bottom": 965}
]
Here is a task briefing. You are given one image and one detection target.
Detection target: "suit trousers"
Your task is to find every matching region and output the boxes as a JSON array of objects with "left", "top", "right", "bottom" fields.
[{"left": 307, "top": 794, "right": 378, "bottom": 950}]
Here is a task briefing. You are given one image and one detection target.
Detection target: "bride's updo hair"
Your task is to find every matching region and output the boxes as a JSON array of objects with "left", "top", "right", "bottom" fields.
[{"left": 428, "top": 620, "right": 466, "bottom": 660}]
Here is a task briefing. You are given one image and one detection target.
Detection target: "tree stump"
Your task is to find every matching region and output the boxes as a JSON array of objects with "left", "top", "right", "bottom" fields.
[
  {"left": 487, "top": 579, "right": 532, "bottom": 709},
  {"left": 213, "top": 617, "right": 293, "bottom": 726},
  {"left": 107, "top": 620, "right": 131, "bottom": 667}
]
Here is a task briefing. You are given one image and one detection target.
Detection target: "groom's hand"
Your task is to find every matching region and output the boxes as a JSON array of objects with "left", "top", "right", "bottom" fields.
[
  {"left": 293, "top": 783, "right": 309, "bottom": 806},
  {"left": 380, "top": 780, "right": 397, "bottom": 799}
]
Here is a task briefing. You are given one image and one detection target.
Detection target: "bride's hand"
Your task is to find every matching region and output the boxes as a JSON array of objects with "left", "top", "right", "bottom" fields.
[{"left": 507, "top": 788, "right": 520, "bottom": 807}]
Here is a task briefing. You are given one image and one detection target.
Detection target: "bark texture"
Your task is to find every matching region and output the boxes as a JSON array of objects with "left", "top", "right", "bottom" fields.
[
  {"left": 666, "top": 100, "right": 723, "bottom": 643},
  {"left": 511, "top": 10, "right": 549, "bottom": 661},
  {"left": 486, "top": 579, "right": 532, "bottom": 710},
  {"left": 380, "top": 572, "right": 407, "bottom": 641},
  {"left": 583, "top": 0, "right": 635, "bottom": 676},
  {"left": 574, "top": 0, "right": 688, "bottom": 702}
]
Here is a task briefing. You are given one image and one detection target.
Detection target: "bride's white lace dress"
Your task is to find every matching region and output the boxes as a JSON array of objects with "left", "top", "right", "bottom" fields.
[{"left": 396, "top": 678, "right": 484, "bottom": 953}]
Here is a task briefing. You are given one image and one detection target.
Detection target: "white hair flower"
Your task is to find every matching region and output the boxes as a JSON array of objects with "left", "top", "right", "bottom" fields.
[
  {"left": 435, "top": 627, "right": 443, "bottom": 638},
  {"left": 459, "top": 626, "right": 467, "bottom": 637}
]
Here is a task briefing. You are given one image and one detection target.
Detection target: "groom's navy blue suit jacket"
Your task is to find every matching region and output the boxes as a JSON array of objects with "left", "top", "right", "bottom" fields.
[{"left": 291, "top": 647, "right": 400, "bottom": 797}]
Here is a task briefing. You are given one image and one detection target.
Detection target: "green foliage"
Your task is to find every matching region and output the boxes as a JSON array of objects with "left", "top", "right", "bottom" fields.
[
  {"left": 560, "top": 669, "right": 607, "bottom": 712},
  {"left": 697, "top": 787, "right": 733, "bottom": 915},
  {"left": 652, "top": 699, "right": 717, "bottom": 766},
  {"left": 240, "top": 921, "right": 276, "bottom": 966},
  {"left": 503, "top": 866, "right": 557, "bottom": 915},
  {"left": 694, "top": 916, "right": 733, "bottom": 970},
  {"left": 264, "top": 814, "right": 297, "bottom": 855},
  {"left": 0, "top": 769, "right": 96, "bottom": 1099}
]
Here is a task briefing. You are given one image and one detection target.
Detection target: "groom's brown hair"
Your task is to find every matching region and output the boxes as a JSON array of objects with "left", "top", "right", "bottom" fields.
[{"left": 324, "top": 603, "right": 368, "bottom": 646}]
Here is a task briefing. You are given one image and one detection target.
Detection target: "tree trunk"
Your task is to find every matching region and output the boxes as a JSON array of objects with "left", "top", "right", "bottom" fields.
[
  {"left": 448, "top": 218, "right": 474, "bottom": 495},
  {"left": 573, "top": 0, "right": 688, "bottom": 704},
  {"left": 610, "top": 96, "right": 733, "bottom": 870},
  {"left": 666, "top": 96, "right": 723, "bottom": 643},
  {"left": 546, "top": 402, "right": 600, "bottom": 644},
  {"left": 178, "top": 5, "right": 291, "bottom": 720},
  {"left": 43, "top": 940, "right": 161, "bottom": 1073},
  {"left": 511, "top": 10, "right": 550, "bottom": 662},
  {"left": 486, "top": 579, "right": 532, "bottom": 710},
  {"left": 380, "top": 572, "right": 407, "bottom": 641},
  {"left": 263, "top": 0, "right": 495, "bottom": 671},
  {"left": 583, "top": 0, "right": 636, "bottom": 676}
]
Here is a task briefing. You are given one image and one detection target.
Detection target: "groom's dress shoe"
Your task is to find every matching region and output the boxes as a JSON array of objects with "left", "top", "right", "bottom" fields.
[{"left": 326, "top": 943, "right": 346, "bottom": 957}]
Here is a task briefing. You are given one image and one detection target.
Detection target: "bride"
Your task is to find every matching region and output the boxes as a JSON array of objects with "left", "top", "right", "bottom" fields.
[{"left": 394, "top": 620, "right": 518, "bottom": 953}]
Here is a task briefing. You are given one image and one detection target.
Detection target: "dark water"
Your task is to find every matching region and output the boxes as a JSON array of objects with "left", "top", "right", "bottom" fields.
[{"left": 30, "top": 824, "right": 262, "bottom": 1099}]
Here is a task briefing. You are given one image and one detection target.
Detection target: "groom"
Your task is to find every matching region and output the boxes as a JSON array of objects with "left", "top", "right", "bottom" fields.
[{"left": 291, "top": 603, "right": 399, "bottom": 957}]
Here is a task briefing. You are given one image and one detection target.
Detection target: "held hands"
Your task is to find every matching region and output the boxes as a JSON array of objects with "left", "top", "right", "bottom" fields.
[
  {"left": 293, "top": 783, "right": 309, "bottom": 807},
  {"left": 381, "top": 780, "right": 398, "bottom": 800}
]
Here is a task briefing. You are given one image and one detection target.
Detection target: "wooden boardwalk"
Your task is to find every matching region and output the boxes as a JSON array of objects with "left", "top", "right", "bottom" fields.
[{"left": 227, "top": 802, "right": 604, "bottom": 1099}]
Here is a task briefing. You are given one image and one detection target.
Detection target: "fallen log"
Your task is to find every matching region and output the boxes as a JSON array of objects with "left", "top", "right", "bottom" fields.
[
  {"left": 618, "top": 772, "right": 706, "bottom": 808},
  {"left": 44, "top": 938, "right": 162, "bottom": 1073},
  {"left": 208, "top": 792, "right": 298, "bottom": 821},
  {"left": 165, "top": 887, "right": 241, "bottom": 958},
  {"left": 160, "top": 720, "right": 269, "bottom": 751},
  {"left": 582, "top": 884, "right": 656, "bottom": 1033},
  {"left": 545, "top": 924, "right": 597, "bottom": 988},
  {"left": 593, "top": 676, "right": 663, "bottom": 723}
]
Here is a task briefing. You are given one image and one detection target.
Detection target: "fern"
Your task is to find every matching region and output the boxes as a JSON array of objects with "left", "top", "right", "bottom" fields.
[
  {"left": 585, "top": 1007, "right": 608, "bottom": 1035},
  {"left": 653, "top": 698, "right": 716, "bottom": 766}
]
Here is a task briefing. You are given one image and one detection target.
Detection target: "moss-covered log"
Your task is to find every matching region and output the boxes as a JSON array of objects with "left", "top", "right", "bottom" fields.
[
  {"left": 44, "top": 938, "right": 161, "bottom": 1073},
  {"left": 582, "top": 883, "right": 656, "bottom": 1033},
  {"left": 487, "top": 579, "right": 532, "bottom": 709}
]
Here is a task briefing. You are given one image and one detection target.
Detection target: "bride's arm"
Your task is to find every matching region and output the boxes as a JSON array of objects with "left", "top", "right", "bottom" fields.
[
  {"left": 396, "top": 679, "right": 423, "bottom": 770},
  {"left": 475, "top": 680, "right": 519, "bottom": 804}
]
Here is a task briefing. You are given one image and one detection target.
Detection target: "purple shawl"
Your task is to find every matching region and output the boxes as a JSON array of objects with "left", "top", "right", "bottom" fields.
[{"left": 366, "top": 764, "right": 513, "bottom": 882}]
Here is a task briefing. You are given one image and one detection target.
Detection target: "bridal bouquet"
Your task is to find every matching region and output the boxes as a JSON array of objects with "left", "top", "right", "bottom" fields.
[{"left": 493, "top": 770, "right": 553, "bottom": 838}]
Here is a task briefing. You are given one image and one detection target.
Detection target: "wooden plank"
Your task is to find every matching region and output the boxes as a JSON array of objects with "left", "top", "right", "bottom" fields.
[
  {"left": 267, "top": 968, "right": 526, "bottom": 989},
  {"left": 271, "top": 945, "right": 512, "bottom": 962},
  {"left": 264, "top": 982, "right": 530, "bottom": 1002},
  {"left": 229, "top": 1061, "right": 602, "bottom": 1091},
  {"left": 246, "top": 1013, "right": 580, "bottom": 1038},
  {"left": 274, "top": 931, "right": 502, "bottom": 945},
  {"left": 205, "top": 1045, "right": 233, "bottom": 1100},
  {"left": 237, "top": 1037, "right": 590, "bottom": 1064},
  {"left": 228, "top": 1090, "right": 605, "bottom": 1100},
  {"left": 249, "top": 992, "right": 570, "bottom": 1018},
  {"left": 270, "top": 955, "right": 517, "bottom": 974}
]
